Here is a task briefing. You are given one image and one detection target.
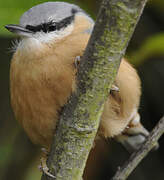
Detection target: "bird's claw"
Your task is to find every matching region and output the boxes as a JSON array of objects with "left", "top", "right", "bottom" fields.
[
  {"left": 111, "top": 85, "right": 119, "bottom": 92},
  {"left": 41, "top": 147, "right": 49, "bottom": 155},
  {"left": 74, "top": 56, "right": 81, "bottom": 68},
  {"left": 39, "top": 157, "right": 55, "bottom": 178}
]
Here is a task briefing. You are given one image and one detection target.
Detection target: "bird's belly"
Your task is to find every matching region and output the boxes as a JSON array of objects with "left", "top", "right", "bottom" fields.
[{"left": 10, "top": 81, "right": 59, "bottom": 147}]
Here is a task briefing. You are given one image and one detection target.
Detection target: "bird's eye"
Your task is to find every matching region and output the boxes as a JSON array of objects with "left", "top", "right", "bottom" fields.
[
  {"left": 26, "top": 25, "right": 37, "bottom": 32},
  {"left": 26, "top": 23, "right": 57, "bottom": 33},
  {"left": 25, "top": 15, "right": 74, "bottom": 34},
  {"left": 48, "top": 25, "right": 57, "bottom": 32}
]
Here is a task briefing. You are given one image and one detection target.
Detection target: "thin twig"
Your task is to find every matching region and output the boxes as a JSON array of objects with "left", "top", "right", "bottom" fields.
[{"left": 111, "top": 116, "right": 164, "bottom": 180}]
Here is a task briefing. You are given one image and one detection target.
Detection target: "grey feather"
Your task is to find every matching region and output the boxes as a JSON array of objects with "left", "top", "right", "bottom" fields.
[{"left": 19, "top": 2, "right": 93, "bottom": 27}]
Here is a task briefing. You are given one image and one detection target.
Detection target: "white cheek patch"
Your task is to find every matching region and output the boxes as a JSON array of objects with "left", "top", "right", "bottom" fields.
[{"left": 17, "top": 37, "right": 44, "bottom": 53}]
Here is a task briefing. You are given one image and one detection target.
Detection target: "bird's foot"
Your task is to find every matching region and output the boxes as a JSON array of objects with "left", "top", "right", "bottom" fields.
[
  {"left": 111, "top": 84, "right": 119, "bottom": 92},
  {"left": 39, "top": 157, "right": 55, "bottom": 178},
  {"left": 41, "top": 147, "right": 49, "bottom": 155},
  {"left": 74, "top": 56, "right": 81, "bottom": 68}
]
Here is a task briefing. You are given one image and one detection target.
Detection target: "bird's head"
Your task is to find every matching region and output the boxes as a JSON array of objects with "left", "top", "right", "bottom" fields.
[{"left": 5, "top": 2, "right": 94, "bottom": 51}]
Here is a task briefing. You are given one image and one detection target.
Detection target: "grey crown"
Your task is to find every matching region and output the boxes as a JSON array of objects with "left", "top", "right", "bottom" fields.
[{"left": 19, "top": 2, "right": 83, "bottom": 27}]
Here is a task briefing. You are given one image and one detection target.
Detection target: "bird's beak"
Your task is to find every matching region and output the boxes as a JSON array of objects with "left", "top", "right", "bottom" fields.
[
  {"left": 5, "top": 24, "right": 33, "bottom": 37},
  {"left": 115, "top": 119, "right": 159, "bottom": 153}
]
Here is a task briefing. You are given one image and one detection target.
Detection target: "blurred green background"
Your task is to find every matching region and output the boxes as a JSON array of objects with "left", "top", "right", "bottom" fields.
[{"left": 0, "top": 0, "right": 164, "bottom": 180}]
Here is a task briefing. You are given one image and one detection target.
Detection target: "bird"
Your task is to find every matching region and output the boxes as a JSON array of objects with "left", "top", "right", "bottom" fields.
[{"left": 5, "top": 1, "right": 155, "bottom": 178}]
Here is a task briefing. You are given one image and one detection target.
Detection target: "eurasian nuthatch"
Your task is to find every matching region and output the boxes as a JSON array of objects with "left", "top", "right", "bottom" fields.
[{"left": 5, "top": 1, "right": 157, "bottom": 177}]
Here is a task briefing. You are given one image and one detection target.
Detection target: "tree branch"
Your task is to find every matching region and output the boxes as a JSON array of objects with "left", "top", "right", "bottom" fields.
[
  {"left": 41, "top": 0, "right": 148, "bottom": 179},
  {"left": 111, "top": 116, "right": 164, "bottom": 180}
]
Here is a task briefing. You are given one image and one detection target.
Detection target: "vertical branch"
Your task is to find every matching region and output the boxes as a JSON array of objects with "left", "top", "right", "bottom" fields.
[{"left": 41, "top": 0, "right": 148, "bottom": 179}]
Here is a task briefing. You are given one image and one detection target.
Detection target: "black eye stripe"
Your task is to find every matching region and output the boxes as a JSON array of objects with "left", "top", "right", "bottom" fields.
[
  {"left": 71, "top": 8, "right": 78, "bottom": 14},
  {"left": 26, "top": 15, "right": 75, "bottom": 33}
]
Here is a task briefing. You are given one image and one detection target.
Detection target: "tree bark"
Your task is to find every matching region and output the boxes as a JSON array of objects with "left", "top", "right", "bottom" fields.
[{"left": 41, "top": 0, "right": 148, "bottom": 179}]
